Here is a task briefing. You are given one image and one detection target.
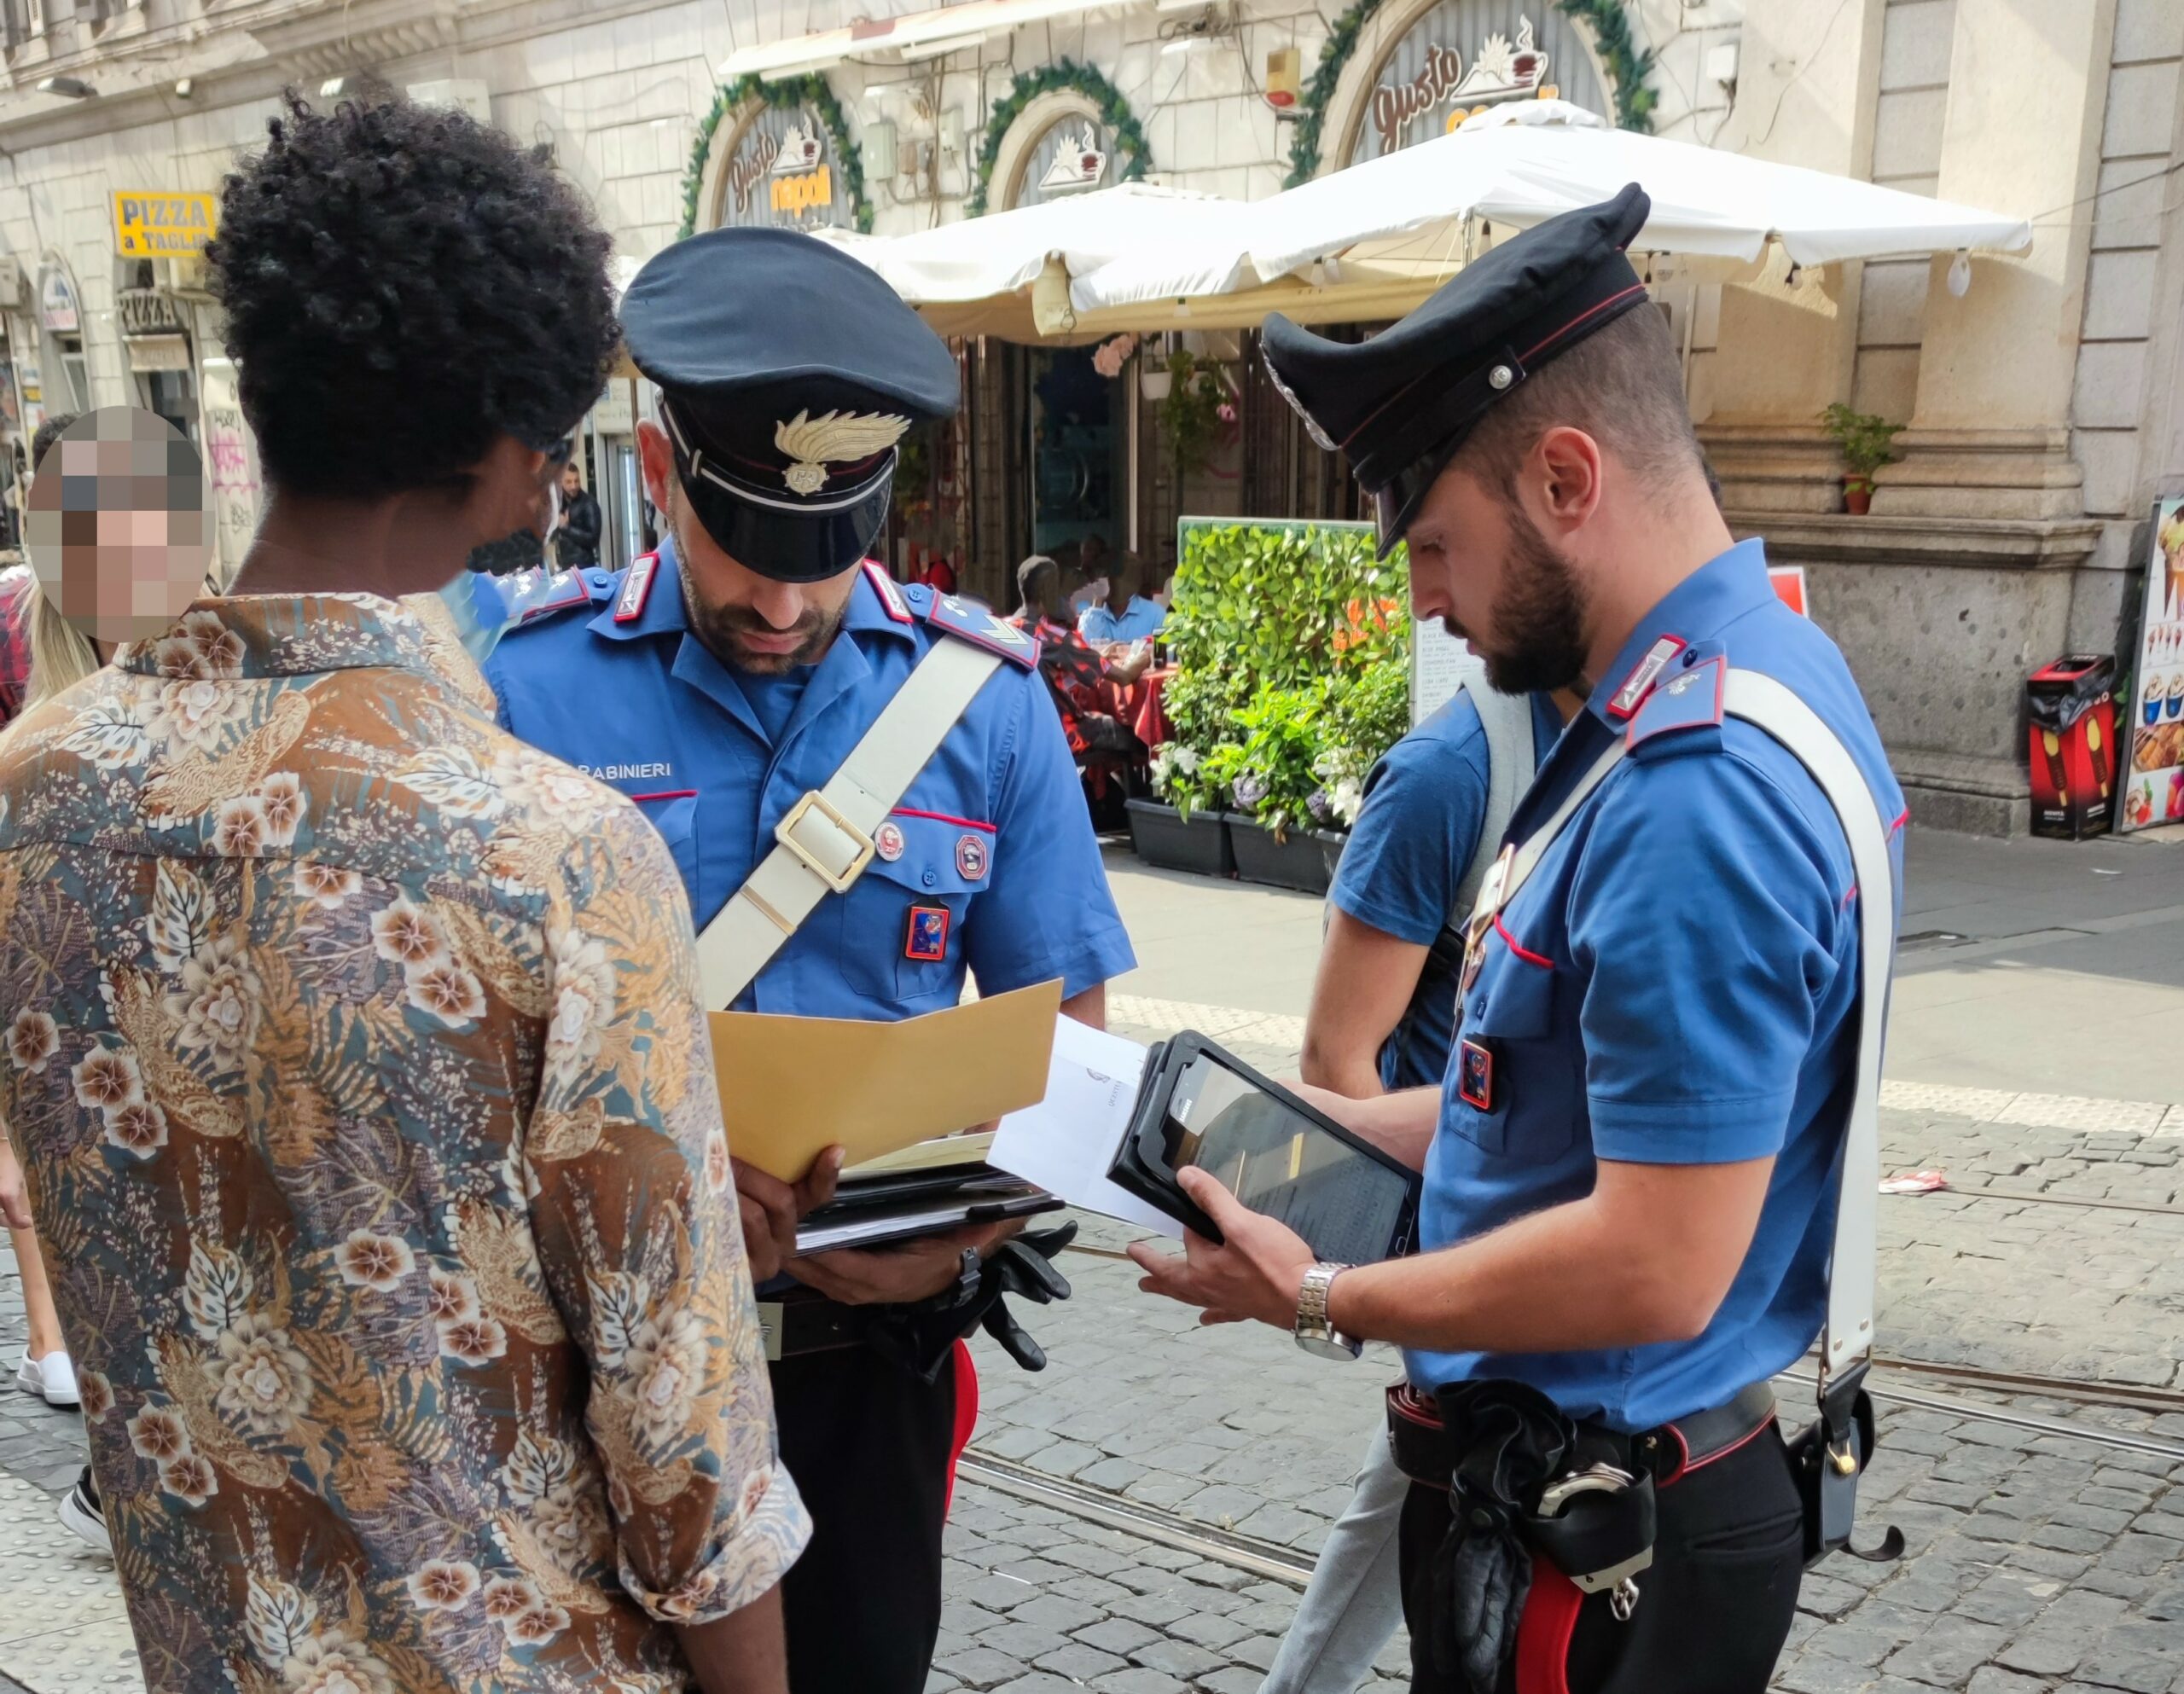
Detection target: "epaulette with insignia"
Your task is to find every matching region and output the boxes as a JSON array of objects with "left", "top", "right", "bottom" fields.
[
  {"left": 921, "top": 591, "right": 1040, "bottom": 670},
  {"left": 514, "top": 570, "right": 601, "bottom": 625},
  {"left": 1626, "top": 651, "right": 1727, "bottom": 762}
]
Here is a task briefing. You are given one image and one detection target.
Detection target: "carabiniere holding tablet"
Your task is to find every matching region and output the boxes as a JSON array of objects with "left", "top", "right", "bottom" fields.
[{"left": 1127, "top": 186, "right": 1907, "bottom": 1694}]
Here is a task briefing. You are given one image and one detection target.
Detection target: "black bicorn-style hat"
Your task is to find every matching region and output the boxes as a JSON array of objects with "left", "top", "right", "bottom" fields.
[
  {"left": 620, "top": 226, "right": 961, "bottom": 583},
  {"left": 1263, "top": 183, "right": 1654, "bottom": 557}
]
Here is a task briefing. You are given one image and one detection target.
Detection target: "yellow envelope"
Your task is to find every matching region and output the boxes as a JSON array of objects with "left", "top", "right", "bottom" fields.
[{"left": 708, "top": 979, "right": 1063, "bottom": 1181}]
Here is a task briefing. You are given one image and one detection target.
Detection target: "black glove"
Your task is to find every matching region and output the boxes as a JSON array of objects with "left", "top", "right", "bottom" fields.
[
  {"left": 975, "top": 1221, "right": 1077, "bottom": 1371},
  {"left": 864, "top": 1221, "right": 1078, "bottom": 1382},
  {"left": 1430, "top": 1380, "right": 1577, "bottom": 1694}
]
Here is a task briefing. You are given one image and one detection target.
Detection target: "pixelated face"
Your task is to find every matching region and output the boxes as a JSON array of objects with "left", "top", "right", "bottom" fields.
[{"left": 26, "top": 408, "right": 212, "bottom": 642}]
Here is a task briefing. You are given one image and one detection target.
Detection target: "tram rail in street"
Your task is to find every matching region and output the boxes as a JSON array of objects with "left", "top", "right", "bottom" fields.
[
  {"left": 963, "top": 1358, "right": 2184, "bottom": 1598},
  {"left": 955, "top": 1452, "right": 1318, "bottom": 1586},
  {"left": 1055, "top": 1243, "right": 2184, "bottom": 1460}
]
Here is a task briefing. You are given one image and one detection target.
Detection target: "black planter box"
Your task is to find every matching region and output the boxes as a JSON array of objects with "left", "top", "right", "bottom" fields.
[
  {"left": 1224, "top": 814, "right": 1345, "bottom": 896},
  {"left": 1321, "top": 829, "right": 1349, "bottom": 887},
  {"left": 1126, "top": 798, "right": 1235, "bottom": 877}
]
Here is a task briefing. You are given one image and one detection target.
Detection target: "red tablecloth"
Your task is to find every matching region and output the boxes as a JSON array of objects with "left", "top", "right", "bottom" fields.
[{"left": 1122, "top": 666, "right": 1174, "bottom": 747}]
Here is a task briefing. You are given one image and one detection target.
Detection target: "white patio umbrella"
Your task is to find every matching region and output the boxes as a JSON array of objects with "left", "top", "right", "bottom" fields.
[
  {"left": 810, "top": 183, "right": 1255, "bottom": 341},
  {"left": 1063, "top": 112, "right": 2034, "bottom": 332}
]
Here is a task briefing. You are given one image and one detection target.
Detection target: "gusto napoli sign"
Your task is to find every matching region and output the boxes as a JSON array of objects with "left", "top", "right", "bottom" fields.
[
  {"left": 723, "top": 110, "right": 838, "bottom": 225},
  {"left": 1371, "top": 14, "right": 1554, "bottom": 152}
]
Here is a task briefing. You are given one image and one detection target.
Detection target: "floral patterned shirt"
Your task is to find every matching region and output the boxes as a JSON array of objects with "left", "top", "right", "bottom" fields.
[{"left": 0, "top": 594, "right": 809, "bottom": 1693}]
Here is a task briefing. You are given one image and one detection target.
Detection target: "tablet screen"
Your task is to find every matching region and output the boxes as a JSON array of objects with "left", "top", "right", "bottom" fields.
[{"left": 1164, "top": 1052, "right": 1409, "bottom": 1264}]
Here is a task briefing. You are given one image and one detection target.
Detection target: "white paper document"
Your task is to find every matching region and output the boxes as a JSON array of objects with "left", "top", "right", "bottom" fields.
[{"left": 990, "top": 1017, "right": 1183, "bottom": 1239}]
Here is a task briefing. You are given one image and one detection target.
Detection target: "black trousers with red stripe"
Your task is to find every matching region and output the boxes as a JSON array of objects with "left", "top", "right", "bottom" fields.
[
  {"left": 1397, "top": 1424, "right": 1806, "bottom": 1694},
  {"left": 774, "top": 1339, "right": 975, "bottom": 1694}
]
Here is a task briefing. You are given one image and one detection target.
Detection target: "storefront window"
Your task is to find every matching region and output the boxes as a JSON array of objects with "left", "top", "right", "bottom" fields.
[
  {"left": 1028, "top": 345, "right": 1122, "bottom": 560},
  {"left": 54, "top": 338, "right": 89, "bottom": 411},
  {"left": 139, "top": 367, "right": 197, "bottom": 444}
]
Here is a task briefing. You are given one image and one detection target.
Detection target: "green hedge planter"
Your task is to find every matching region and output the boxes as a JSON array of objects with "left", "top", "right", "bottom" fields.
[{"left": 1126, "top": 798, "right": 1235, "bottom": 877}]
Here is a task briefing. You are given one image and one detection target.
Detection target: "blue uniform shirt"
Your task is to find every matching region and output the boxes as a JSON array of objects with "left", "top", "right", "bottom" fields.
[
  {"left": 1406, "top": 540, "right": 1904, "bottom": 1430},
  {"left": 1327, "top": 691, "right": 1561, "bottom": 1092},
  {"left": 485, "top": 542, "right": 1136, "bottom": 1019},
  {"left": 1077, "top": 597, "right": 1167, "bottom": 644}
]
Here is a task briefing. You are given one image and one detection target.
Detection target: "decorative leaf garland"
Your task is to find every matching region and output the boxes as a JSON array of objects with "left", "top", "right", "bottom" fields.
[
  {"left": 1282, "top": 0, "right": 1391, "bottom": 190},
  {"left": 677, "top": 73, "right": 874, "bottom": 240},
  {"left": 1559, "top": 0, "right": 1658, "bottom": 132},
  {"left": 967, "top": 60, "right": 1152, "bottom": 217},
  {"left": 1281, "top": 0, "right": 1656, "bottom": 188}
]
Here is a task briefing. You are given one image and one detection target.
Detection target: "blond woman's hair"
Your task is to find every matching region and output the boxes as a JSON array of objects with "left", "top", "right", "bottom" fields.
[{"left": 26, "top": 581, "right": 104, "bottom": 706}]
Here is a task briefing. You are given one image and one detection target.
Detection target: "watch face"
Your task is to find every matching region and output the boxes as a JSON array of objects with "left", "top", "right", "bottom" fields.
[{"left": 1297, "top": 1332, "right": 1362, "bottom": 1362}]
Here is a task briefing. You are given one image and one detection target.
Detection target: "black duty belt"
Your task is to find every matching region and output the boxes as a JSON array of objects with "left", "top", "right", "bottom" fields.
[
  {"left": 1388, "top": 1375, "right": 1777, "bottom": 1625},
  {"left": 758, "top": 1291, "right": 868, "bottom": 1362},
  {"left": 1386, "top": 1378, "right": 1777, "bottom": 1494}
]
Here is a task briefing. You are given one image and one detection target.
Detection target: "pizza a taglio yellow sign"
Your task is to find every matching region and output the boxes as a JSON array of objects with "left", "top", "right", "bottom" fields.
[{"left": 113, "top": 190, "right": 219, "bottom": 258}]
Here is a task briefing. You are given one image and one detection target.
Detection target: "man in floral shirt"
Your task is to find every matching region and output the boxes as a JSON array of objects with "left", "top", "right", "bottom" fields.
[{"left": 0, "top": 96, "right": 805, "bottom": 1693}]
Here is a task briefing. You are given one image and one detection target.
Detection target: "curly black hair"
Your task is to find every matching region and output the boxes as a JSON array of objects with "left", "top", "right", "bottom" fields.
[
  {"left": 29, "top": 411, "right": 80, "bottom": 474},
  {"left": 207, "top": 93, "right": 619, "bottom": 499}
]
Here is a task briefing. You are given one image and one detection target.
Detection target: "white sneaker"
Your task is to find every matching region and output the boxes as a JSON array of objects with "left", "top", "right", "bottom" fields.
[{"left": 15, "top": 1349, "right": 79, "bottom": 1408}]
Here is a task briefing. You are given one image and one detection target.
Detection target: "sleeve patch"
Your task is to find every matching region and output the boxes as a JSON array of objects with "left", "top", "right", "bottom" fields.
[{"left": 923, "top": 592, "right": 1041, "bottom": 670}]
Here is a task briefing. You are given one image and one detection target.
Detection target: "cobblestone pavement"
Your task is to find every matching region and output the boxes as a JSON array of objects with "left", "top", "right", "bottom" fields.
[{"left": 7, "top": 1024, "right": 2184, "bottom": 1690}]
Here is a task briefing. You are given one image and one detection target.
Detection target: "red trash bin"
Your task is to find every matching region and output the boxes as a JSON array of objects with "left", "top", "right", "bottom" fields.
[{"left": 2025, "top": 654, "right": 2117, "bottom": 838}]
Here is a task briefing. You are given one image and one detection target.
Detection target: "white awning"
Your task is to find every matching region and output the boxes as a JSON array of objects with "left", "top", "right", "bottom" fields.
[
  {"left": 720, "top": 0, "right": 1143, "bottom": 82},
  {"left": 809, "top": 184, "right": 1252, "bottom": 340},
  {"left": 1071, "top": 120, "right": 2035, "bottom": 322}
]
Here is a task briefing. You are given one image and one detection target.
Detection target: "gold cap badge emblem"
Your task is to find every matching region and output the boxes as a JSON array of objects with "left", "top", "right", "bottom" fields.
[{"left": 774, "top": 408, "right": 910, "bottom": 496}]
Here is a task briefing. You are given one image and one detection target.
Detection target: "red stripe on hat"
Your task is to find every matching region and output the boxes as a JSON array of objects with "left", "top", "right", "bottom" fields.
[{"left": 1519, "top": 282, "right": 1649, "bottom": 363}]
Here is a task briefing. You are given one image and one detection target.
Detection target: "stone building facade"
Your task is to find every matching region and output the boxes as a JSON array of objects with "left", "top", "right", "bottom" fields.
[{"left": 0, "top": 0, "right": 2174, "bottom": 831}]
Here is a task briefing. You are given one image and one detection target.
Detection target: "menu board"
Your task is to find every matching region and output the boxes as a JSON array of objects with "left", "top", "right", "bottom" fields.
[
  {"left": 2120, "top": 497, "right": 2184, "bottom": 832},
  {"left": 1410, "top": 614, "right": 1476, "bottom": 725}
]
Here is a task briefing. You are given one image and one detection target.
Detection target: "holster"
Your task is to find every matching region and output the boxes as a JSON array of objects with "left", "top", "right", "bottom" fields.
[
  {"left": 1783, "top": 1361, "right": 1904, "bottom": 1569},
  {"left": 1388, "top": 1384, "right": 1656, "bottom": 1594}
]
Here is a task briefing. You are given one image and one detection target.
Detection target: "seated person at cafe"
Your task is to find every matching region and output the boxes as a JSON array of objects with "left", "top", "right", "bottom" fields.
[
  {"left": 1062, "top": 533, "right": 1112, "bottom": 616},
  {"left": 1012, "top": 552, "right": 1148, "bottom": 757},
  {"left": 1078, "top": 549, "right": 1167, "bottom": 644}
]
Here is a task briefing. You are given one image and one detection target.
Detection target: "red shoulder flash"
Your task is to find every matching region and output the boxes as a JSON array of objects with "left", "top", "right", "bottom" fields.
[
  {"left": 863, "top": 560, "right": 915, "bottom": 624},
  {"left": 613, "top": 552, "right": 659, "bottom": 624}
]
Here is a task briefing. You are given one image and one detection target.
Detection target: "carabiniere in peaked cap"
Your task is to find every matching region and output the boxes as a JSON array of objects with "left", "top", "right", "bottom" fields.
[
  {"left": 620, "top": 226, "right": 961, "bottom": 583},
  {"left": 1262, "top": 183, "right": 1654, "bottom": 558}
]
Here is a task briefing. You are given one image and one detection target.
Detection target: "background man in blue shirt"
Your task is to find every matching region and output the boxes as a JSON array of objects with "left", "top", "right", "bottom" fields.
[
  {"left": 1077, "top": 548, "right": 1167, "bottom": 645},
  {"left": 1264, "top": 681, "right": 1566, "bottom": 1694},
  {"left": 1307, "top": 687, "right": 1571, "bottom": 1095},
  {"left": 1134, "top": 188, "right": 1902, "bottom": 1694},
  {"left": 489, "top": 229, "right": 1136, "bottom": 1694}
]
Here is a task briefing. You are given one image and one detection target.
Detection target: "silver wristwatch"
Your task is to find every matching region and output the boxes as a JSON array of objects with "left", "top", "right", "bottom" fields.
[{"left": 1294, "top": 1262, "right": 1362, "bottom": 1360}]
